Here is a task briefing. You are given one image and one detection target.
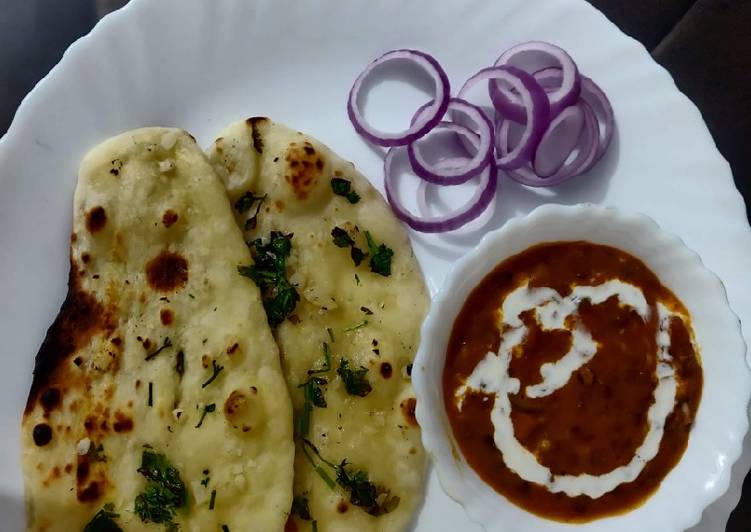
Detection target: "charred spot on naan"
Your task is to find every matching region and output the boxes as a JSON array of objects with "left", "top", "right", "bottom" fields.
[
  {"left": 162, "top": 209, "right": 179, "bottom": 228},
  {"left": 246, "top": 116, "right": 269, "bottom": 154},
  {"left": 24, "top": 258, "right": 117, "bottom": 415},
  {"left": 145, "top": 250, "right": 189, "bottom": 292},
  {"left": 224, "top": 386, "right": 264, "bottom": 433},
  {"left": 284, "top": 141, "right": 325, "bottom": 200},
  {"left": 85, "top": 206, "right": 107, "bottom": 233},
  {"left": 400, "top": 398, "right": 418, "bottom": 426}
]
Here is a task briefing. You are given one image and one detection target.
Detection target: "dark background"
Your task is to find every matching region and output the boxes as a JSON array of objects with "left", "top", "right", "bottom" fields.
[{"left": 1, "top": 0, "right": 749, "bottom": 529}]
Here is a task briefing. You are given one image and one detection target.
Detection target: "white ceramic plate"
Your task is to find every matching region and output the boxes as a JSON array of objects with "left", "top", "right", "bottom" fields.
[
  {"left": 413, "top": 204, "right": 749, "bottom": 532},
  {"left": 1, "top": 0, "right": 750, "bottom": 530}
]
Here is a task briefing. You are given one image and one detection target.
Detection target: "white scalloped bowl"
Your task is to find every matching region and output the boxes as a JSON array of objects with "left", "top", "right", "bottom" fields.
[{"left": 413, "top": 203, "right": 750, "bottom": 532}]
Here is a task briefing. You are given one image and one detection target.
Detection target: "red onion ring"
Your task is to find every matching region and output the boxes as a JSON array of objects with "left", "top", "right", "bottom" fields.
[
  {"left": 554, "top": 101, "right": 600, "bottom": 178},
  {"left": 384, "top": 147, "right": 497, "bottom": 233},
  {"left": 488, "top": 41, "right": 580, "bottom": 123},
  {"left": 457, "top": 66, "right": 550, "bottom": 170},
  {"left": 533, "top": 67, "right": 614, "bottom": 166},
  {"left": 347, "top": 49, "right": 450, "bottom": 147},
  {"left": 498, "top": 100, "right": 598, "bottom": 186},
  {"left": 532, "top": 104, "right": 584, "bottom": 177},
  {"left": 407, "top": 99, "right": 493, "bottom": 185}
]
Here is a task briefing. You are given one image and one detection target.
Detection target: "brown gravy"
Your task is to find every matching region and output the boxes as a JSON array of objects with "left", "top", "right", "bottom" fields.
[{"left": 443, "top": 241, "right": 702, "bottom": 522}]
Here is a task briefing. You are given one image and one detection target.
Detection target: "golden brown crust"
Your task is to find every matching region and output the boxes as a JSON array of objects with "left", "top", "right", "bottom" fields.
[
  {"left": 283, "top": 140, "right": 324, "bottom": 200},
  {"left": 24, "top": 257, "right": 113, "bottom": 415}
]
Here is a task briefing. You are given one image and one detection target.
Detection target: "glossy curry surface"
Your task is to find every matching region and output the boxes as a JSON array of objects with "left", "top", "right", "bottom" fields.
[{"left": 443, "top": 241, "right": 702, "bottom": 522}]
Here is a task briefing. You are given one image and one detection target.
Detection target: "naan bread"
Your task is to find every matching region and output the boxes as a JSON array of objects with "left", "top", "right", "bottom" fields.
[
  {"left": 207, "top": 118, "right": 429, "bottom": 531},
  {"left": 21, "top": 128, "right": 294, "bottom": 531}
]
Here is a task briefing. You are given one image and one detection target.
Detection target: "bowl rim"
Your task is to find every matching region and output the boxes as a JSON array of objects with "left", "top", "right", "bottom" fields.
[{"left": 412, "top": 202, "right": 750, "bottom": 532}]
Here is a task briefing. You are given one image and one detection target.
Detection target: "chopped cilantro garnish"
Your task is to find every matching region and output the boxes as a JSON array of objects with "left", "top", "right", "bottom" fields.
[
  {"left": 364, "top": 231, "right": 393, "bottom": 277},
  {"left": 326, "top": 327, "right": 335, "bottom": 343},
  {"left": 355, "top": 274, "right": 361, "bottom": 285},
  {"left": 234, "top": 191, "right": 267, "bottom": 231},
  {"left": 296, "top": 376, "right": 327, "bottom": 436},
  {"left": 145, "top": 337, "right": 173, "bottom": 361},
  {"left": 175, "top": 350, "right": 185, "bottom": 378},
  {"left": 195, "top": 403, "right": 216, "bottom": 428},
  {"left": 238, "top": 232, "right": 300, "bottom": 326},
  {"left": 308, "top": 343, "right": 332, "bottom": 375},
  {"left": 337, "top": 359, "right": 372, "bottom": 397},
  {"left": 335, "top": 459, "right": 400, "bottom": 515},
  {"left": 134, "top": 449, "right": 186, "bottom": 530},
  {"left": 209, "top": 489, "right": 217, "bottom": 510},
  {"left": 201, "top": 360, "right": 225, "bottom": 388},
  {"left": 300, "top": 439, "right": 398, "bottom": 516},
  {"left": 301, "top": 439, "right": 337, "bottom": 489},
  {"left": 343, "top": 320, "right": 368, "bottom": 332},
  {"left": 331, "top": 226, "right": 355, "bottom": 247},
  {"left": 296, "top": 342, "right": 334, "bottom": 436},
  {"left": 312, "top": 521, "right": 318, "bottom": 532},
  {"left": 84, "top": 503, "right": 122, "bottom": 532},
  {"left": 222, "top": 526, "right": 230, "bottom": 532},
  {"left": 360, "top": 306, "right": 373, "bottom": 315},
  {"left": 291, "top": 496, "right": 312, "bottom": 520},
  {"left": 331, "top": 178, "right": 360, "bottom": 204},
  {"left": 350, "top": 246, "right": 366, "bottom": 266}
]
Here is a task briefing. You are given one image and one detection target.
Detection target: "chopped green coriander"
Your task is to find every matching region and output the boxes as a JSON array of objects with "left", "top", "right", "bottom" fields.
[
  {"left": 296, "top": 342, "right": 335, "bottom": 436},
  {"left": 337, "top": 359, "right": 372, "bottom": 397},
  {"left": 312, "top": 521, "right": 319, "bottom": 532},
  {"left": 175, "top": 350, "right": 185, "bottom": 378},
  {"left": 326, "top": 327, "right": 335, "bottom": 343},
  {"left": 360, "top": 306, "right": 373, "bottom": 315},
  {"left": 291, "top": 495, "right": 312, "bottom": 520},
  {"left": 188, "top": 293, "right": 195, "bottom": 299},
  {"left": 334, "top": 459, "right": 400, "bottom": 515},
  {"left": 300, "top": 440, "right": 399, "bottom": 516},
  {"left": 145, "top": 337, "right": 173, "bottom": 361},
  {"left": 209, "top": 489, "right": 217, "bottom": 510},
  {"left": 350, "top": 246, "right": 366, "bottom": 266},
  {"left": 234, "top": 191, "right": 267, "bottom": 231},
  {"left": 301, "top": 439, "right": 337, "bottom": 489},
  {"left": 308, "top": 343, "right": 332, "bottom": 375},
  {"left": 195, "top": 403, "right": 216, "bottom": 428},
  {"left": 365, "top": 231, "right": 393, "bottom": 277},
  {"left": 134, "top": 449, "right": 186, "bottom": 529},
  {"left": 330, "top": 178, "right": 360, "bottom": 204},
  {"left": 84, "top": 503, "right": 122, "bottom": 532},
  {"left": 201, "top": 360, "right": 225, "bottom": 388},
  {"left": 343, "top": 320, "right": 368, "bottom": 332},
  {"left": 355, "top": 274, "right": 361, "bottom": 285},
  {"left": 331, "top": 226, "right": 354, "bottom": 247},
  {"left": 200, "top": 470, "right": 210, "bottom": 487},
  {"left": 296, "top": 376, "right": 328, "bottom": 437},
  {"left": 222, "top": 526, "right": 230, "bottom": 532},
  {"left": 238, "top": 232, "right": 300, "bottom": 326}
]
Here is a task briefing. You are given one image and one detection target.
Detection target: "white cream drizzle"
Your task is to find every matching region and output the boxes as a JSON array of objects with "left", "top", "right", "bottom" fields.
[{"left": 455, "top": 281, "right": 684, "bottom": 499}]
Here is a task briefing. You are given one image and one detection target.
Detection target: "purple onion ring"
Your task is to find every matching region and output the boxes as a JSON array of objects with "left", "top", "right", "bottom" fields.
[
  {"left": 384, "top": 145, "right": 497, "bottom": 233},
  {"left": 488, "top": 41, "right": 580, "bottom": 123},
  {"left": 458, "top": 66, "right": 550, "bottom": 170},
  {"left": 347, "top": 49, "right": 450, "bottom": 147},
  {"left": 407, "top": 99, "right": 493, "bottom": 185}
]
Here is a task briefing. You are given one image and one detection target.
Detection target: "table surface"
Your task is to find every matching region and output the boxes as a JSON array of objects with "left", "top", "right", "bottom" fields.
[{"left": 1, "top": 0, "right": 749, "bottom": 530}]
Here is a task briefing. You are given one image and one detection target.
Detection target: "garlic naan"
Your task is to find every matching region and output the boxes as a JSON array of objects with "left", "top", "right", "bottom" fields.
[
  {"left": 22, "top": 128, "right": 294, "bottom": 531},
  {"left": 208, "top": 118, "right": 429, "bottom": 532}
]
